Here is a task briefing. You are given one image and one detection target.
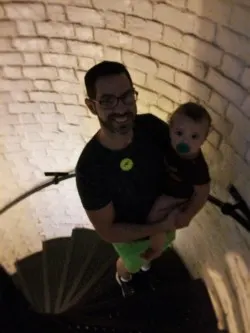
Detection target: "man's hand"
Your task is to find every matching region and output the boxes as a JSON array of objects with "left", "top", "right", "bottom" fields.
[
  {"left": 174, "top": 211, "right": 192, "bottom": 229},
  {"left": 160, "top": 208, "right": 180, "bottom": 232},
  {"left": 148, "top": 195, "right": 187, "bottom": 223}
]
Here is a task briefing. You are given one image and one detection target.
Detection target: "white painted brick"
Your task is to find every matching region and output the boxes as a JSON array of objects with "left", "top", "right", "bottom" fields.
[
  {"left": 125, "top": 16, "right": 162, "bottom": 41},
  {"left": 0, "top": 21, "right": 17, "bottom": 36},
  {"left": 206, "top": 110, "right": 233, "bottom": 137},
  {"left": 0, "top": 53, "right": 23, "bottom": 65},
  {"left": 228, "top": 127, "right": 248, "bottom": 158},
  {"left": 0, "top": 38, "right": 13, "bottom": 51},
  {"left": 103, "top": 47, "right": 122, "bottom": 62},
  {"left": 0, "top": 125, "right": 14, "bottom": 135},
  {"left": 0, "top": 92, "right": 12, "bottom": 102},
  {"left": 207, "top": 130, "right": 221, "bottom": 148},
  {"left": 153, "top": 4, "right": 194, "bottom": 33},
  {"left": 29, "top": 92, "right": 62, "bottom": 103},
  {"left": 67, "top": 6, "right": 105, "bottom": 27},
  {"left": 157, "top": 96, "right": 174, "bottom": 113},
  {"left": 19, "top": 114, "right": 36, "bottom": 124},
  {"left": 132, "top": 0, "right": 153, "bottom": 19},
  {"left": 175, "top": 72, "right": 211, "bottom": 102},
  {"left": 206, "top": 69, "right": 246, "bottom": 107},
  {"left": 92, "top": 0, "right": 132, "bottom": 13},
  {"left": 68, "top": 41, "right": 103, "bottom": 58},
  {"left": 147, "top": 76, "right": 181, "bottom": 103},
  {"left": 58, "top": 123, "right": 81, "bottom": 134},
  {"left": 10, "top": 91, "right": 29, "bottom": 102},
  {"left": 241, "top": 96, "right": 250, "bottom": 119},
  {"left": 226, "top": 104, "right": 250, "bottom": 138},
  {"left": 15, "top": 124, "right": 42, "bottom": 134},
  {"left": 156, "top": 64, "right": 175, "bottom": 85},
  {"left": 151, "top": 42, "right": 188, "bottom": 70},
  {"left": 132, "top": 37, "right": 150, "bottom": 55},
  {"left": 23, "top": 53, "right": 41, "bottom": 65},
  {"left": 94, "top": 29, "right": 132, "bottom": 49},
  {"left": 79, "top": 116, "right": 100, "bottom": 137},
  {"left": 3, "top": 66, "right": 22, "bottom": 79},
  {"left": 162, "top": 26, "right": 183, "bottom": 49},
  {"left": 78, "top": 57, "right": 95, "bottom": 70},
  {"left": 76, "top": 70, "right": 86, "bottom": 82},
  {"left": 122, "top": 51, "right": 157, "bottom": 74},
  {"left": 2, "top": 114, "right": 19, "bottom": 125},
  {"left": 47, "top": 5, "right": 65, "bottom": 21},
  {"left": 58, "top": 68, "right": 77, "bottom": 82},
  {"left": 0, "top": 79, "right": 33, "bottom": 91},
  {"left": 240, "top": 68, "right": 250, "bottom": 90},
  {"left": 9, "top": 102, "right": 35, "bottom": 114},
  {"left": 36, "top": 113, "right": 64, "bottom": 124},
  {"left": 4, "top": 3, "right": 46, "bottom": 20},
  {"left": 137, "top": 87, "right": 158, "bottom": 105},
  {"left": 130, "top": 69, "right": 146, "bottom": 86},
  {"left": 23, "top": 67, "right": 58, "bottom": 80},
  {"left": 36, "top": 22, "right": 74, "bottom": 38},
  {"left": 42, "top": 53, "right": 77, "bottom": 68},
  {"left": 3, "top": 142, "right": 22, "bottom": 153},
  {"left": 193, "top": 17, "right": 216, "bottom": 42},
  {"left": 16, "top": 21, "right": 36, "bottom": 36},
  {"left": 187, "top": 0, "right": 231, "bottom": 24},
  {"left": 52, "top": 81, "right": 82, "bottom": 94},
  {"left": 187, "top": 56, "right": 207, "bottom": 80},
  {"left": 62, "top": 94, "right": 78, "bottom": 105},
  {"left": 64, "top": 113, "right": 80, "bottom": 125},
  {"left": 0, "top": 5, "right": 4, "bottom": 18},
  {"left": 182, "top": 35, "right": 222, "bottom": 67},
  {"left": 229, "top": 5, "right": 250, "bottom": 39},
  {"left": 209, "top": 92, "right": 228, "bottom": 116},
  {"left": 13, "top": 38, "right": 48, "bottom": 52},
  {"left": 221, "top": 54, "right": 244, "bottom": 81},
  {"left": 104, "top": 11, "right": 125, "bottom": 30},
  {"left": 49, "top": 39, "right": 66, "bottom": 53},
  {"left": 34, "top": 80, "right": 52, "bottom": 91},
  {"left": 216, "top": 27, "right": 250, "bottom": 65},
  {"left": 75, "top": 26, "right": 93, "bottom": 41},
  {"left": 149, "top": 106, "right": 169, "bottom": 122}
]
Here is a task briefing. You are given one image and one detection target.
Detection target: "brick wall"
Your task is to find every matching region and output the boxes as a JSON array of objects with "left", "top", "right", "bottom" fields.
[{"left": 0, "top": 0, "right": 250, "bottom": 331}]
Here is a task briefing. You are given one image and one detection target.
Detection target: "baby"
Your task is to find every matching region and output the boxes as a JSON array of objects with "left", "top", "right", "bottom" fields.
[{"left": 144, "top": 102, "right": 211, "bottom": 260}]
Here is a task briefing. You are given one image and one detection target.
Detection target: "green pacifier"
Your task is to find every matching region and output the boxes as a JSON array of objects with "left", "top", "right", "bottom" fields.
[{"left": 176, "top": 142, "right": 190, "bottom": 154}]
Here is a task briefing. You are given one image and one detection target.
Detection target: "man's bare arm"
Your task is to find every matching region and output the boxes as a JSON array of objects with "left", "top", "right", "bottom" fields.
[{"left": 85, "top": 202, "right": 177, "bottom": 243}]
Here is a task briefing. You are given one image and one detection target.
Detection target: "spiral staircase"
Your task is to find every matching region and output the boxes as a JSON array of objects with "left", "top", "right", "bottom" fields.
[{"left": 0, "top": 226, "right": 228, "bottom": 333}]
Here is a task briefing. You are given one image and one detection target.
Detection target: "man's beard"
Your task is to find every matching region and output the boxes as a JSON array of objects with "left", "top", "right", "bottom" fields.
[{"left": 98, "top": 112, "right": 135, "bottom": 135}]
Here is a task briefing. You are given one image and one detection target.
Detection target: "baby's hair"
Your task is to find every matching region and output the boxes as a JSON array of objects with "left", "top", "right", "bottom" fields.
[{"left": 169, "top": 102, "right": 212, "bottom": 127}]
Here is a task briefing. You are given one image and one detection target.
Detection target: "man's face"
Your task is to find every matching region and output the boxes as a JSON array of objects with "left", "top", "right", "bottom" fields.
[
  {"left": 87, "top": 73, "right": 137, "bottom": 135},
  {"left": 170, "top": 113, "right": 209, "bottom": 156}
]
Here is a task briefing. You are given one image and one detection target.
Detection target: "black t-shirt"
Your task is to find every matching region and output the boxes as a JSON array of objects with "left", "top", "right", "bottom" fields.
[
  {"left": 76, "top": 114, "right": 169, "bottom": 225},
  {"left": 163, "top": 133, "right": 211, "bottom": 198}
]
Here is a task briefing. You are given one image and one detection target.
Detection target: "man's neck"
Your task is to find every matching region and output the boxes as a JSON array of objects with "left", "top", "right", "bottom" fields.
[{"left": 98, "top": 129, "right": 133, "bottom": 150}]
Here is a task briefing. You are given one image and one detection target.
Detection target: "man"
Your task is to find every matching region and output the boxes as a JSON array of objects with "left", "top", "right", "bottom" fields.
[{"left": 75, "top": 61, "right": 195, "bottom": 298}]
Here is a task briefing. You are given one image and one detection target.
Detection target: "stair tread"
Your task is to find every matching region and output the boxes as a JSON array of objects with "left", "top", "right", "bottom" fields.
[
  {"left": 59, "top": 228, "right": 117, "bottom": 312},
  {"left": 42, "top": 237, "right": 70, "bottom": 313},
  {"left": 15, "top": 252, "right": 44, "bottom": 312},
  {"left": 63, "top": 278, "right": 218, "bottom": 332}
]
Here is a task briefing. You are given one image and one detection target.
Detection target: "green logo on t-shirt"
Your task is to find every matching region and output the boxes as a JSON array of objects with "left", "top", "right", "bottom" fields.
[{"left": 120, "top": 158, "right": 133, "bottom": 171}]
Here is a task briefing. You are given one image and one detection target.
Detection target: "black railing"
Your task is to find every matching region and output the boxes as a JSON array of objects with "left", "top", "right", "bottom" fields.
[{"left": 0, "top": 171, "right": 249, "bottom": 232}]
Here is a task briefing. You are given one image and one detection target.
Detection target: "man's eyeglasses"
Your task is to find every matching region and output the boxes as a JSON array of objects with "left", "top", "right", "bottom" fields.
[{"left": 92, "top": 89, "right": 138, "bottom": 110}]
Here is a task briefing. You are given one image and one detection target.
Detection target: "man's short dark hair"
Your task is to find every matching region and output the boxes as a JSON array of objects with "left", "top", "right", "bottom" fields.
[
  {"left": 84, "top": 61, "right": 133, "bottom": 99},
  {"left": 171, "top": 102, "right": 212, "bottom": 127}
]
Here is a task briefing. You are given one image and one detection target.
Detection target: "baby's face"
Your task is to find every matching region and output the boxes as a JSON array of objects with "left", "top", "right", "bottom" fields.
[{"left": 169, "top": 114, "right": 209, "bottom": 156}]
